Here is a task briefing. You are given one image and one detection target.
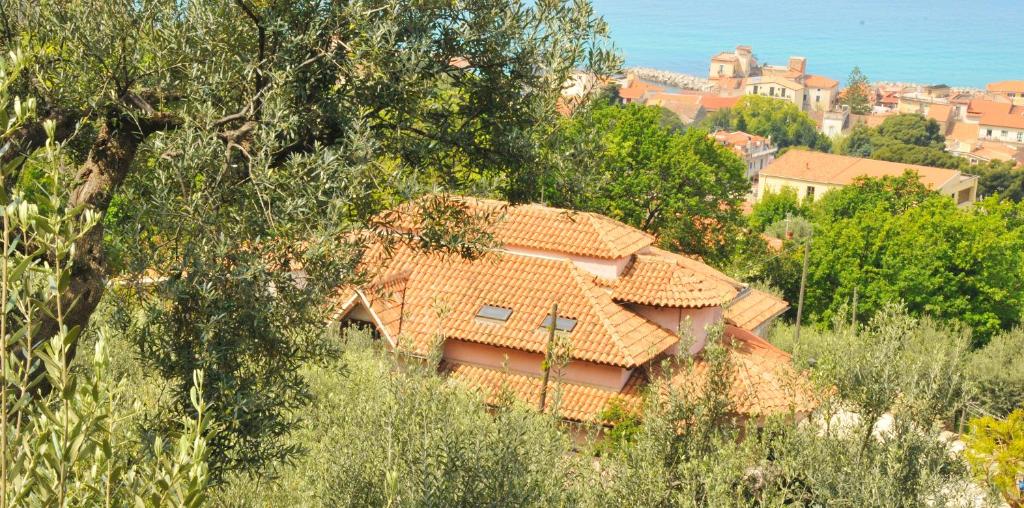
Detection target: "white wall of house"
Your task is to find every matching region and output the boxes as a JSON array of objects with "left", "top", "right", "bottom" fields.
[{"left": 978, "top": 123, "right": 1024, "bottom": 145}]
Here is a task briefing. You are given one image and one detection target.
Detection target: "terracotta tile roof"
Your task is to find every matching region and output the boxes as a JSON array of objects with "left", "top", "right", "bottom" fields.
[
  {"left": 879, "top": 92, "right": 900, "bottom": 105},
  {"left": 607, "top": 247, "right": 741, "bottom": 308},
  {"left": 443, "top": 361, "right": 643, "bottom": 423},
  {"left": 386, "top": 196, "right": 655, "bottom": 260},
  {"left": 653, "top": 325, "right": 816, "bottom": 416},
  {"left": 968, "top": 98, "right": 1012, "bottom": 117},
  {"left": 927, "top": 104, "right": 953, "bottom": 123},
  {"left": 700, "top": 95, "right": 740, "bottom": 111},
  {"left": 717, "top": 77, "right": 746, "bottom": 91},
  {"left": 987, "top": 80, "right": 1024, "bottom": 94},
  {"left": 948, "top": 121, "right": 980, "bottom": 143},
  {"left": 713, "top": 130, "right": 766, "bottom": 147},
  {"left": 979, "top": 107, "right": 1024, "bottom": 129},
  {"left": 863, "top": 113, "right": 893, "bottom": 128},
  {"left": 711, "top": 52, "right": 739, "bottom": 62},
  {"left": 619, "top": 78, "right": 664, "bottom": 101},
  {"left": 760, "top": 149, "right": 963, "bottom": 190},
  {"left": 760, "top": 233, "right": 783, "bottom": 252},
  {"left": 346, "top": 241, "right": 679, "bottom": 367},
  {"left": 803, "top": 74, "right": 839, "bottom": 89},
  {"left": 646, "top": 93, "right": 706, "bottom": 122},
  {"left": 724, "top": 289, "right": 789, "bottom": 331},
  {"left": 970, "top": 142, "right": 1024, "bottom": 164}
]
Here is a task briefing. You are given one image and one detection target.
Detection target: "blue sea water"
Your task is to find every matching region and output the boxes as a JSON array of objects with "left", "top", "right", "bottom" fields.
[{"left": 590, "top": 0, "right": 1024, "bottom": 88}]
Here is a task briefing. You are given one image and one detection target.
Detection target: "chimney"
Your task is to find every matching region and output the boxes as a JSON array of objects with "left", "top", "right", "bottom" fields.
[{"left": 788, "top": 56, "right": 806, "bottom": 75}]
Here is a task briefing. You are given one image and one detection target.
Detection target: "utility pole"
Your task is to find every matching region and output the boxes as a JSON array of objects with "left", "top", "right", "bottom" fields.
[
  {"left": 794, "top": 234, "right": 811, "bottom": 345},
  {"left": 538, "top": 303, "right": 557, "bottom": 412}
]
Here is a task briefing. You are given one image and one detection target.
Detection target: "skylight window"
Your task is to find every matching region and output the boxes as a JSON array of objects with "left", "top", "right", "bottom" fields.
[
  {"left": 476, "top": 305, "right": 512, "bottom": 323},
  {"left": 540, "top": 315, "right": 578, "bottom": 332}
]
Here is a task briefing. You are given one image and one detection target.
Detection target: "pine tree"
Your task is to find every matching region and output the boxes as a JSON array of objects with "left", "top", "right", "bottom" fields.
[{"left": 842, "top": 66, "right": 872, "bottom": 114}]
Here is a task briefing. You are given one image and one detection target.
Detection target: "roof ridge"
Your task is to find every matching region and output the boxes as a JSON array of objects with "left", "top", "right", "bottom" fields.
[{"left": 565, "top": 261, "right": 637, "bottom": 367}]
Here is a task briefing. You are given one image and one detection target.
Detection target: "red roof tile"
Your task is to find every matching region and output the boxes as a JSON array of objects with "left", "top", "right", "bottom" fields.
[{"left": 345, "top": 241, "right": 679, "bottom": 367}]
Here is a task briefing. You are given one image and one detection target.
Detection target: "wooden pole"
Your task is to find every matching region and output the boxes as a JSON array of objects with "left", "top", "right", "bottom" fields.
[
  {"left": 538, "top": 303, "right": 557, "bottom": 412},
  {"left": 794, "top": 236, "right": 811, "bottom": 345}
]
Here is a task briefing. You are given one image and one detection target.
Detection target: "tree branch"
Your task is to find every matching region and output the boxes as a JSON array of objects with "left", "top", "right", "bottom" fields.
[{"left": 235, "top": 0, "right": 267, "bottom": 122}]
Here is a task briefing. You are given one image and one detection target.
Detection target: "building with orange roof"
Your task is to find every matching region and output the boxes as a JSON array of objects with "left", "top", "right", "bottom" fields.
[
  {"left": 617, "top": 74, "right": 664, "bottom": 104},
  {"left": 711, "top": 130, "right": 777, "bottom": 189},
  {"left": 646, "top": 92, "right": 706, "bottom": 124},
  {"left": 926, "top": 103, "right": 955, "bottom": 135},
  {"left": 334, "top": 196, "right": 812, "bottom": 424},
  {"left": 986, "top": 80, "right": 1024, "bottom": 106},
  {"left": 947, "top": 121, "right": 1024, "bottom": 166},
  {"left": 757, "top": 150, "right": 979, "bottom": 206},
  {"left": 700, "top": 94, "right": 740, "bottom": 112},
  {"left": 709, "top": 45, "right": 757, "bottom": 80},
  {"left": 803, "top": 74, "right": 839, "bottom": 112},
  {"left": 977, "top": 106, "right": 1024, "bottom": 146},
  {"left": 744, "top": 75, "right": 807, "bottom": 109}
]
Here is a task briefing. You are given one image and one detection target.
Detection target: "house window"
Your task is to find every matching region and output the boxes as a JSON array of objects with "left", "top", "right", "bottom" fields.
[
  {"left": 753, "top": 85, "right": 758, "bottom": 94},
  {"left": 769, "top": 86, "right": 775, "bottom": 96},
  {"left": 816, "top": 95, "right": 821, "bottom": 103},
  {"left": 540, "top": 315, "right": 577, "bottom": 333},
  {"left": 806, "top": 186, "right": 816, "bottom": 200},
  {"left": 1018, "top": 132, "right": 1023, "bottom": 142},
  {"left": 986, "top": 129, "right": 993, "bottom": 138},
  {"left": 718, "top": 64, "right": 724, "bottom": 73},
  {"left": 1002, "top": 130, "right": 1009, "bottom": 138},
  {"left": 476, "top": 305, "right": 512, "bottom": 323}
]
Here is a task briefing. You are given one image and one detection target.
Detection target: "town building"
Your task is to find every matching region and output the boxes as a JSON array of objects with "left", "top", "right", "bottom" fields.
[
  {"left": 700, "top": 95, "right": 740, "bottom": 112},
  {"left": 334, "top": 197, "right": 813, "bottom": 425},
  {"left": 758, "top": 150, "right": 979, "bottom": 206},
  {"left": 646, "top": 92, "right": 706, "bottom": 124},
  {"left": 947, "top": 122, "right": 1024, "bottom": 166},
  {"left": 709, "top": 45, "right": 757, "bottom": 80},
  {"left": 617, "top": 74, "right": 664, "bottom": 104},
  {"left": 977, "top": 106, "right": 1024, "bottom": 146},
  {"left": 926, "top": 103, "right": 955, "bottom": 135},
  {"left": 804, "top": 75, "right": 840, "bottom": 112},
  {"left": 986, "top": 80, "right": 1024, "bottom": 106},
  {"left": 744, "top": 75, "right": 807, "bottom": 109},
  {"left": 712, "top": 130, "right": 777, "bottom": 189}
]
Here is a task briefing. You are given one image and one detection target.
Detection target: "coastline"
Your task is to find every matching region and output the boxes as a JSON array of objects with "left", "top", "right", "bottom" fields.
[
  {"left": 627, "top": 67, "right": 715, "bottom": 92},
  {"left": 629, "top": 66, "right": 987, "bottom": 95}
]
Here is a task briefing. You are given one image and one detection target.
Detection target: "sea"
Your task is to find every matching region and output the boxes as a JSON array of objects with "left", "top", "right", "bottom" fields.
[{"left": 590, "top": 0, "right": 1024, "bottom": 88}]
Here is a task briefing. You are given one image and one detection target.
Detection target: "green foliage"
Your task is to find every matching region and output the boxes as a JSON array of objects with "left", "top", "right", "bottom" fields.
[
  {"left": 973, "top": 160, "right": 1024, "bottom": 201},
  {"left": 596, "top": 400, "right": 643, "bottom": 454},
  {"left": 1, "top": 66, "right": 213, "bottom": 504},
  {"left": 965, "top": 410, "right": 1024, "bottom": 506},
  {"left": 837, "top": 114, "right": 965, "bottom": 169},
  {"left": 967, "top": 329, "right": 1024, "bottom": 417},
  {"left": 875, "top": 114, "right": 945, "bottom": 148},
  {"left": 806, "top": 186, "right": 1024, "bottom": 344},
  {"left": 5, "top": 0, "right": 621, "bottom": 481},
  {"left": 699, "top": 95, "right": 831, "bottom": 151},
  {"left": 211, "top": 332, "right": 580, "bottom": 506},
  {"left": 748, "top": 186, "right": 806, "bottom": 232},
  {"left": 812, "top": 171, "right": 932, "bottom": 221},
  {"left": 841, "top": 66, "right": 872, "bottom": 115},
  {"left": 592, "top": 311, "right": 972, "bottom": 507},
  {"left": 541, "top": 102, "right": 750, "bottom": 262},
  {"left": 838, "top": 124, "right": 875, "bottom": 157}
]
